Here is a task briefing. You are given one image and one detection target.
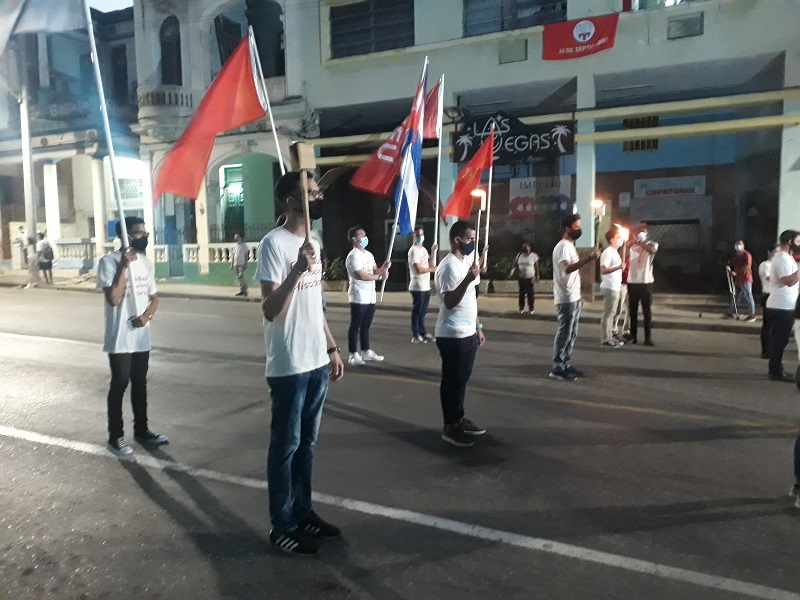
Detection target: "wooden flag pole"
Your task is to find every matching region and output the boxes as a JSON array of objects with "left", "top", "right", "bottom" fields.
[{"left": 290, "top": 142, "right": 315, "bottom": 244}]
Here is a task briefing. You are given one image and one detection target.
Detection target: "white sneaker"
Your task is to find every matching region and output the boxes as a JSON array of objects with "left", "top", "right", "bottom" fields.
[
  {"left": 362, "top": 349, "right": 384, "bottom": 362},
  {"left": 423, "top": 333, "right": 436, "bottom": 342},
  {"left": 411, "top": 335, "right": 424, "bottom": 344},
  {"left": 348, "top": 352, "right": 365, "bottom": 366}
]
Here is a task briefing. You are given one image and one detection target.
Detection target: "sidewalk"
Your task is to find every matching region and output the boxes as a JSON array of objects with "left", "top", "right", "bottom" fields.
[{"left": 0, "top": 270, "right": 759, "bottom": 334}]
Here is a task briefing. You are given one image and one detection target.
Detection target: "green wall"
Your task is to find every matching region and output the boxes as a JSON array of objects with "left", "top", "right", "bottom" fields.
[
  {"left": 155, "top": 262, "right": 258, "bottom": 286},
  {"left": 242, "top": 153, "right": 277, "bottom": 235}
]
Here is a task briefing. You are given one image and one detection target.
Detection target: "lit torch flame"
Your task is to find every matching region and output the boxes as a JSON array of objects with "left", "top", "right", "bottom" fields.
[{"left": 616, "top": 224, "right": 630, "bottom": 241}]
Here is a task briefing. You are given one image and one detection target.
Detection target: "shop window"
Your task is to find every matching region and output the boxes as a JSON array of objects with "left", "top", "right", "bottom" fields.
[
  {"left": 623, "top": 116, "right": 659, "bottom": 152},
  {"left": 160, "top": 15, "right": 182, "bottom": 86},
  {"left": 330, "top": 0, "right": 414, "bottom": 59},
  {"left": 464, "top": 0, "right": 567, "bottom": 38}
]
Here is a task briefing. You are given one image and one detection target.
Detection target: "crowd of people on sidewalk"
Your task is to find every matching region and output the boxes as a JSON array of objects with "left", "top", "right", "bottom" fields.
[{"left": 91, "top": 170, "right": 800, "bottom": 558}]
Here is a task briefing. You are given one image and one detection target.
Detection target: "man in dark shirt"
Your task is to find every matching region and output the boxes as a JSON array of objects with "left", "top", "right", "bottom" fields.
[{"left": 727, "top": 240, "right": 756, "bottom": 322}]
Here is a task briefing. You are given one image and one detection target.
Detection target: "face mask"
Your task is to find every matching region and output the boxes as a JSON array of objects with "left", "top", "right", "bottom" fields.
[
  {"left": 637, "top": 232, "right": 647, "bottom": 242},
  {"left": 415, "top": 236, "right": 424, "bottom": 245},
  {"left": 614, "top": 239, "right": 623, "bottom": 249},
  {"left": 308, "top": 201, "right": 324, "bottom": 221},
  {"left": 735, "top": 244, "right": 743, "bottom": 252},
  {"left": 457, "top": 239, "right": 475, "bottom": 256},
  {"left": 567, "top": 228, "right": 582, "bottom": 241},
  {"left": 130, "top": 236, "right": 148, "bottom": 253},
  {"left": 359, "top": 236, "right": 369, "bottom": 248}
]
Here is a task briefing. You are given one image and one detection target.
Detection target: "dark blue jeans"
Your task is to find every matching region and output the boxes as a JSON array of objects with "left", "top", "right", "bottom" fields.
[
  {"left": 436, "top": 335, "right": 479, "bottom": 425},
  {"left": 767, "top": 308, "right": 795, "bottom": 376},
  {"left": 553, "top": 301, "right": 581, "bottom": 372},
  {"left": 349, "top": 303, "right": 376, "bottom": 353},
  {"left": 410, "top": 291, "right": 430, "bottom": 337},
  {"left": 266, "top": 365, "right": 329, "bottom": 533}
]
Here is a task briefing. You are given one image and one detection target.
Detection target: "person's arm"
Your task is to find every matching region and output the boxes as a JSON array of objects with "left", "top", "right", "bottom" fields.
[
  {"left": 476, "top": 317, "right": 486, "bottom": 346},
  {"left": 322, "top": 314, "right": 344, "bottom": 381},
  {"left": 600, "top": 263, "right": 623, "bottom": 275},
  {"left": 443, "top": 264, "right": 480, "bottom": 309},
  {"left": 534, "top": 257, "right": 540, "bottom": 281},
  {"left": 131, "top": 294, "right": 159, "bottom": 328},
  {"left": 564, "top": 249, "right": 600, "bottom": 274},
  {"left": 261, "top": 243, "right": 314, "bottom": 322},
  {"left": 742, "top": 253, "right": 752, "bottom": 275},
  {"left": 778, "top": 271, "right": 800, "bottom": 287},
  {"left": 102, "top": 250, "right": 135, "bottom": 307},
  {"left": 354, "top": 260, "right": 390, "bottom": 281},
  {"left": 635, "top": 240, "right": 658, "bottom": 255}
]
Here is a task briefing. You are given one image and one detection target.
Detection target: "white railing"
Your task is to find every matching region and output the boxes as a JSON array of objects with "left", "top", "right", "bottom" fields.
[
  {"left": 56, "top": 239, "right": 95, "bottom": 262},
  {"left": 153, "top": 244, "right": 167, "bottom": 263},
  {"left": 208, "top": 242, "right": 259, "bottom": 264},
  {"left": 183, "top": 244, "right": 199, "bottom": 263}
]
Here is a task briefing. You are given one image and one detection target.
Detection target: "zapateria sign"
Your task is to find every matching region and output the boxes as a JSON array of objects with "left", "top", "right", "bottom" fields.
[{"left": 452, "top": 111, "right": 575, "bottom": 164}]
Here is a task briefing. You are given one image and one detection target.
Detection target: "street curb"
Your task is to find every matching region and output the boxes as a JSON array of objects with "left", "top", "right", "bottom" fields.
[{"left": 0, "top": 280, "right": 757, "bottom": 335}]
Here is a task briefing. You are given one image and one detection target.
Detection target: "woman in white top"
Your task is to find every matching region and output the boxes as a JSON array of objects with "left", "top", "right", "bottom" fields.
[{"left": 513, "top": 242, "right": 539, "bottom": 314}]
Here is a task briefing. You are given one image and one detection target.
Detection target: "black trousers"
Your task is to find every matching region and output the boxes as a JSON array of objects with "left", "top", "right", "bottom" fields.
[
  {"left": 436, "top": 335, "right": 479, "bottom": 426},
  {"left": 348, "top": 303, "right": 376, "bottom": 353},
  {"left": 517, "top": 278, "right": 534, "bottom": 311},
  {"left": 767, "top": 308, "right": 795, "bottom": 376},
  {"left": 627, "top": 283, "right": 653, "bottom": 342},
  {"left": 760, "top": 293, "right": 771, "bottom": 356},
  {"left": 107, "top": 351, "right": 149, "bottom": 440}
]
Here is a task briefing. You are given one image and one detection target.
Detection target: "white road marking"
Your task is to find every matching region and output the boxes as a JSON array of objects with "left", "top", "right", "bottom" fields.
[{"left": 0, "top": 424, "right": 797, "bottom": 600}]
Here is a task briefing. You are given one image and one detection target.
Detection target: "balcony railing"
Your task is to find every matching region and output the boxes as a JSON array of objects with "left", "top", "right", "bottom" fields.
[{"left": 138, "top": 85, "right": 194, "bottom": 109}]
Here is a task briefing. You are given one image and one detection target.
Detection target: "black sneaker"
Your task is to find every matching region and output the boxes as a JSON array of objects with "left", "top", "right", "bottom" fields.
[
  {"left": 134, "top": 429, "right": 169, "bottom": 445},
  {"left": 458, "top": 417, "right": 486, "bottom": 436},
  {"left": 643, "top": 339, "right": 655, "bottom": 347},
  {"left": 769, "top": 371, "right": 795, "bottom": 383},
  {"left": 565, "top": 365, "right": 584, "bottom": 377},
  {"left": 442, "top": 424, "right": 474, "bottom": 447},
  {"left": 107, "top": 437, "right": 133, "bottom": 457},
  {"left": 298, "top": 511, "right": 341, "bottom": 538},
  {"left": 269, "top": 529, "right": 319, "bottom": 556},
  {"left": 549, "top": 369, "right": 577, "bottom": 382},
  {"left": 235, "top": 291, "right": 247, "bottom": 297}
]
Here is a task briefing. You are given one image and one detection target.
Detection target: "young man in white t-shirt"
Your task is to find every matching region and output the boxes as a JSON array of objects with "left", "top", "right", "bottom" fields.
[
  {"left": 550, "top": 213, "right": 600, "bottom": 381},
  {"left": 765, "top": 230, "right": 800, "bottom": 382},
  {"left": 231, "top": 233, "right": 249, "bottom": 297},
  {"left": 599, "top": 228, "right": 624, "bottom": 348},
  {"left": 408, "top": 227, "right": 437, "bottom": 343},
  {"left": 258, "top": 172, "right": 345, "bottom": 556},
  {"left": 758, "top": 244, "right": 778, "bottom": 359},
  {"left": 96, "top": 216, "right": 166, "bottom": 458},
  {"left": 345, "top": 226, "right": 390, "bottom": 366},
  {"left": 435, "top": 220, "right": 486, "bottom": 447}
]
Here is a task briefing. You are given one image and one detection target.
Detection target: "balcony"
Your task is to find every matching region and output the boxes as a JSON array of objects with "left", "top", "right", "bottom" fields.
[{"left": 137, "top": 84, "right": 195, "bottom": 129}]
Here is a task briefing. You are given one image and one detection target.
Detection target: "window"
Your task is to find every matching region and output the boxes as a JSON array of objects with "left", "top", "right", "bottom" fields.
[
  {"left": 111, "top": 45, "right": 129, "bottom": 104},
  {"left": 160, "top": 16, "right": 182, "bottom": 86},
  {"left": 623, "top": 116, "right": 659, "bottom": 152},
  {"left": 330, "top": 0, "right": 414, "bottom": 59},
  {"left": 464, "top": 0, "right": 567, "bottom": 37}
]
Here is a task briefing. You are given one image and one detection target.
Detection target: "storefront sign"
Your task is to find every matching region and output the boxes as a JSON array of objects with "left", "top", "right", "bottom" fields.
[
  {"left": 453, "top": 112, "right": 574, "bottom": 164},
  {"left": 634, "top": 176, "right": 706, "bottom": 197},
  {"left": 543, "top": 14, "right": 619, "bottom": 61}
]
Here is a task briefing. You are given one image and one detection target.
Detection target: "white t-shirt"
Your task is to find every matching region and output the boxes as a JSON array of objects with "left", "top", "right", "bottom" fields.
[
  {"left": 233, "top": 242, "right": 249, "bottom": 267},
  {"left": 435, "top": 253, "right": 477, "bottom": 339},
  {"left": 766, "top": 251, "right": 799, "bottom": 311},
  {"left": 346, "top": 248, "right": 377, "bottom": 304},
  {"left": 256, "top": 227, "right": 328, "bottom": 378},
  {"left": 758, "top": 260, "right": 771, "bottom": 295},
  {"left": 628, "top": 241, "right": 659, "bottom": 284},
  {"left": 516, "top": 252, "right": 539, "bottom": 279},
  {"left": 552, "top": 239, "right": 581, "bottom": 304},
  {"left": 599, "top": 246, "right": 623, "bottom": 291},
  {"left": 96, "top": 251, "right": 157, "bottom": 354},
  {"left": 408, "top": 244, "right": 431, "bottom": 292}
]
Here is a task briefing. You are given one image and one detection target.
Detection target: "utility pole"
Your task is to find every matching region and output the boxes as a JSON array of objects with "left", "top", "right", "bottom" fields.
[{"left": 18, "top": 35, "right": 37, "bottom": 248}]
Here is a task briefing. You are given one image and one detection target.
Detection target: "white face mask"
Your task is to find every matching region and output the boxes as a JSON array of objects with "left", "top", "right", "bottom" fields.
[
  {"left": 614, "top": 238, "right": 624, "bottom": 249},
  {"left": 637, "top": 232, "right": 647, "bottom": 242},
  {"left": 735, "top": 244, "right": 743, "bottom": 252}
]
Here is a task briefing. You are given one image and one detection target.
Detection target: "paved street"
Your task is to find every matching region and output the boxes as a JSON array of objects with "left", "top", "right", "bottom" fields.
[{"left": 1, "top": 286, "right": 800, "bottom": 599}]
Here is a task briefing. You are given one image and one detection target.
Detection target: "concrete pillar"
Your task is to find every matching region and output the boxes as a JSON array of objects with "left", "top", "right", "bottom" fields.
[
  {"left": 140, "top": 157, "right": 156, "bottom": 264},
  {"left": 43, "top": 161, "right": 60, "bottom": 241},
  {"left": 779, "top": 50, "right": 800, "bottom": 235},
  {"left": 92, "top": 159, "right": 107, "bottom": 262},
  {"left": 37, "top": 33, "right": 49, "bottom": 89},
  {"left": 575, "top": 74, "right": 597, "bottom": 249},
  {"left": 196, "top": 182, "right": 210, "bottom": 274}
]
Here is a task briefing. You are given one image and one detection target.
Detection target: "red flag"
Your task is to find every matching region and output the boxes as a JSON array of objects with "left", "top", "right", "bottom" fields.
[
  {"left": 423, "top": 76, "right": 443, "bottom": 139},
  {"left": 154, "top": 37, "right": 266, "bottom": 200},
  {"left": 442, "top": 129, "right": 494, "bottom": 219},
  {"left": 543, "top": 14, "right": 618, "bottom": 61}
]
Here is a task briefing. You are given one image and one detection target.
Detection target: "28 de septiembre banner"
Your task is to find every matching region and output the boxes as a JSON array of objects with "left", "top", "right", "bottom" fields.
[{"left": 543, "top": 13, "right": 619, "bottom": 61}]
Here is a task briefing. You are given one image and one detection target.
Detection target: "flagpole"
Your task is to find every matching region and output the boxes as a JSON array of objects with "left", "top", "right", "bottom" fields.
[
  {"left": 482, "top": 124, "right": 495, "bottom": 269},
  {"left": 474, "top": 209, "right": 482, "bottom": 268},
  {"left": 432, "top": 75, "right": 444, "bottom": 254},
  {"left": 82, "top": 0, "right": 138, "bottom": 318},
  {"left": 249, "top": 27, "right": 285, "bottom": 175}
]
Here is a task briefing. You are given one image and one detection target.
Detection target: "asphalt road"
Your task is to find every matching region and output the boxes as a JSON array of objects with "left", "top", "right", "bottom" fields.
[{"left": 1, "top": 286, "right": 799, "bottom": 600}]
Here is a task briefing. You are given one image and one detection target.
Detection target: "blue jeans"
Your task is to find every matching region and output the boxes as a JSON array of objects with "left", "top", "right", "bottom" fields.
[
  {"left": 410, "top": 291, "right": 430, "bottom": 337},
  {"left": 553, "top": 301, "right": 581, "bottom": 372},
  {"left": 349, "top": 303, "right": 376, "bottom": 353},
  {"left": 266, "top": 365, "right": 329, "bottom": 533},
  {"left": 729, "top": 281, "right": 755, "bottom": 316}
]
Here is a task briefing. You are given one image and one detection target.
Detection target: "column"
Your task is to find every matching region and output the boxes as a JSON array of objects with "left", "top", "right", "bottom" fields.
[
  {"left": 778, "top": 50, "right": 800, "bottom": 235},
  {"left": 43, "top": 161, "right": 60, "bottom": 241},
  {"left": 140, "top": 156, "right": 156, "bottom": 263},
  {"left": 92, "top": 159, "right": 107, "bottom": 263},
  {"left": 575, "top": 74, "right": 596, "bottom": 249},
  {"left": 196, "top": 181, "right": 210, "bottom": 274}
]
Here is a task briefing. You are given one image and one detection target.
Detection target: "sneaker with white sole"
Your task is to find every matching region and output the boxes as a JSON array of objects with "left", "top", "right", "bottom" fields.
[
  {"left": 441, "top": 424, "right": 474, "bottom": 447},
  {"left": 297, "top": 511, "right": 341, "bottom": 538},
  {"left": 411, "top": 335, "right": 425, "bottom": 344},
  {"left": 134, "top": 429, "right": 169, "bottom": 445},
  {"left": 458, "top": 417, "right": 486, "bottom": 436},
  {"left": 269, "top": 529, "right": 319, "bottom": 556},
  {"left": 423, "top": 333, "right": 436, "bottom": 342},
  {"left": 348, "top": 352, "right": 365, "bottom": 366},
  {"left": 107, "top": 437, "right": 133, "bottom": 457},
  {"left": 789, "top": 482, "right": 800, "bottom": 498},
  {"left": 362, "top": 349, "right": 384, "bottom": 362}
]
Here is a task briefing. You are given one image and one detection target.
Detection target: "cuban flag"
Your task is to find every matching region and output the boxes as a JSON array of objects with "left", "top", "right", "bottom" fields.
[{"left": 393, "top": 60, "right": 427, "bottom": 236}]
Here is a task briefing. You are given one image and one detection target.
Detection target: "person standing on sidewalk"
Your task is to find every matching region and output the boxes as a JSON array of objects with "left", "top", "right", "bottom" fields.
[
  {"left": 435, "top": 220, "right": 486, "bottom": 447},
  {"left": 627, "top": 222, "right": 659, "bottom": 347},
  {"left": 24, "top": 235, "right": 40, "bottom": 289},
  {"left": 513, "top": 242, "right": 539, "bottom": 314},
  {"left": 765, "top": 230, "right": 800, "bottom": 382},
  {"left": 600, "top": 228, "right": 625, "bottom": 348},
  {"left": 550, "top": 214, "right": 600, "bottom": 381},
  {"left": 408, "top": 227, "right": 437, "bottom": 343},
  {"left": 758, "top": 244, "right": 778, "bottom": 359},
  {"left": 231, "top": 233, "right": 249, "bottom": 297},
  {"left": 97, "top": 216, "right": 167, "bottom": 458},
  {"left": 258, "top": 171, "right": 345, "bottom": 555},
  {"left": 345, "top": 226, "right": 390, "bottom": 366},
  {"left": 726, "top": 240, "right": 756, "bottom": 321},
  {"left": 36, "top": 232, "right": 54, "bottom": 284}
]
